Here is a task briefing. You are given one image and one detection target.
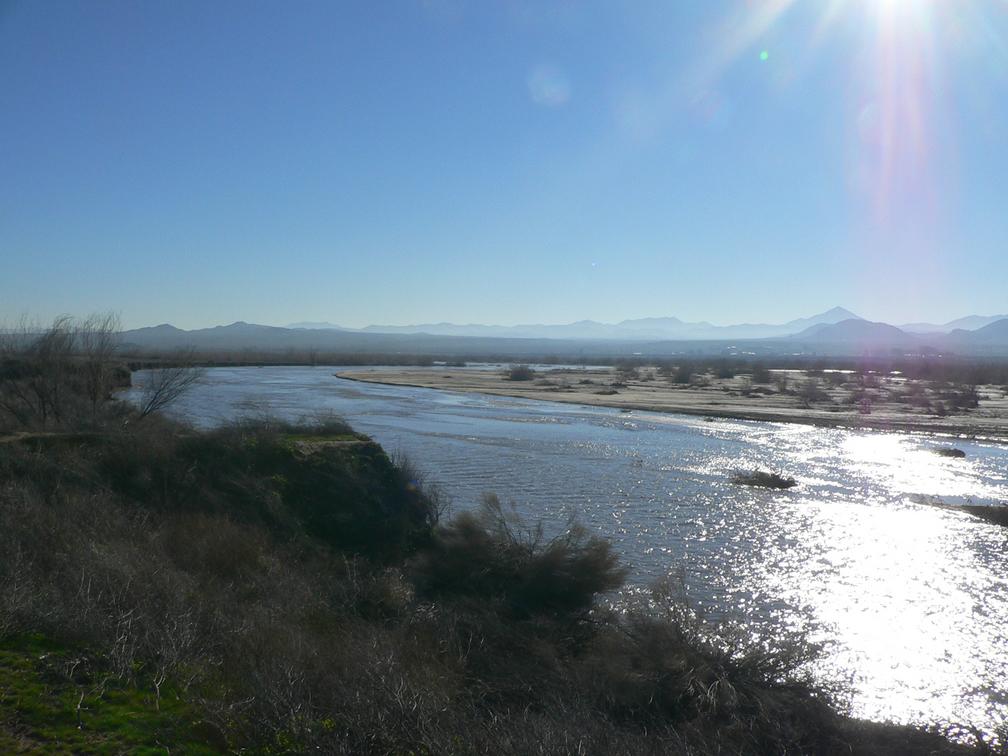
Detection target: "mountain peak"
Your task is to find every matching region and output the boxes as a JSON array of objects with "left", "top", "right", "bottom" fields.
[{"left": 820, "top": 306, "right": 862, "bottom": 320}]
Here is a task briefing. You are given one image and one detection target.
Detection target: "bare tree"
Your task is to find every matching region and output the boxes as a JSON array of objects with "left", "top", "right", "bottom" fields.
[
  {"left": 137, "top": 353, "right": 204, "bottom": 419},
  {"left": 0, "top": 315, "right": 76, "bottom": 428},
  {"left": 76, "top": 312, "right": 122, "bottom": 418}
]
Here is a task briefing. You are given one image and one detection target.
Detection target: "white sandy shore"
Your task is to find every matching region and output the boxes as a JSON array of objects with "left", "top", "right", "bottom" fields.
[{"left": 336, "top": 366, "right": 1008, "bottom": 443}]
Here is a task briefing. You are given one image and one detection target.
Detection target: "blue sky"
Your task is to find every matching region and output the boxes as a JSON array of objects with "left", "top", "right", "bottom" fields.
[{"left": 2, "top": 0, "right": 1006, "bottom": 330}]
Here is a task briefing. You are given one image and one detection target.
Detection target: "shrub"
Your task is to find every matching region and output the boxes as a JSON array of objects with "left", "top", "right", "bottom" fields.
[
  {"left": 0, "top": 421, "right": 992, "bottom": 754},
  {"left": 506, "top": 364, "right": 535, "bottom": 381},
  {"left": 617, "top": 364, "right": 640, "bottom": 380},
  {"left": 798, "top": 379, "right": 830, "bottom": 406},
  {"left": 715, "top": 360, "right": 736, "bottom": 379},
  {"left": 671, "top": 366, "right": 693, "bottom": 385},
  {"left": 412, "top": 495, "right": 626, "bottom": 620}
]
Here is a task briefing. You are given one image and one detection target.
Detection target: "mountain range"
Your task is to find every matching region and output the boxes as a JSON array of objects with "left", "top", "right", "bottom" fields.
[
  {"left": 118, "top": 308, "right": 1008, "bottom": 357},
  {"left": 287, "top": 306, "right": 865, "bottom": 341},
  {"left": 286, "top": 308, "right": 1008, "bottom": 343}
]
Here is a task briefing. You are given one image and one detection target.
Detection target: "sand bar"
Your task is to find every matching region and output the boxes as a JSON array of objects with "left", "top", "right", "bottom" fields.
[{"left": 336, "top": 366, "right": 1008, "bottom": 443}]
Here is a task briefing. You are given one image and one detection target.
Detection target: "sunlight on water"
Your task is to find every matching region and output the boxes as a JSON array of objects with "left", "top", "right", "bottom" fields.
[
  {"left": 130, "top": 366, "right": 1008, "bottom": 736},
  {"left": 839, "top": 433, "right": 1005, "bottom": 502}
]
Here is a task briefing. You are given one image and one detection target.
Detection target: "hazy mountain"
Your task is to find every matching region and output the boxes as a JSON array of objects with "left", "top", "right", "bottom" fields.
[
  {"left": 287, "top": 321, "right": 346, "bottom": 330},
  {"left": 778, "top": 306, "right": 862, "bottom": 333},
  {"left": 121, "top": 321, "right": 298, "bottom": 351},
  {"left": 359, "top": 320, "right": 616, "bottom": 339},
  {"left": 359, "top": 307, "right": 863, "bottom": 341},
  {"left": 118, "top": 313, "right": 1008, "bottom": 358},
  {"left": 791, "top": 319, "right": 919, "bottom": 346},
  {"left": 948, "top": 318, "right": 1008, "bottom": 345},
  {"left": 117, "top": 323, "right": 186, "bottom": 349},
  {"left": 901, "top": 314, "right": 1008, "bottom": 334},
  {"left": 118, "top": 323, "right": 720, "bottom": 359}
]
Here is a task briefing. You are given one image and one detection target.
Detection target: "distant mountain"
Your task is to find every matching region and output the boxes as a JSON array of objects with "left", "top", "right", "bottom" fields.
[
  {"left": 780, "top": 306, "right": 863, "bottom": 334},
  {"left": 791, "top": 319, "right": 919, "bottom": 347},
  {"left": 117, "top": 312, "right": 1008, "bottom": 358},
  {"left": 787, "top": 317, "right": 1008, "bottom": 355},
  {"left": 121, "top": 321, "right": 297, "bottom": 351},
  {"left": 287, "top": 321, "right": 346, "bottom": 330},
  {"left": 901, "top": 314, "right": 1008, "bottom": 334},
  {"left": 117, "top": 323, "right": 186, "bottom": 348},
  {"left": 127, "top": 323, "right": 184, "bottom": 335},
  {"left": 358, "top": 307, "right": 863, "bottom": 341},
  {"left": 947, "top": 318, "right": 1008, "bottom": 345},
  {"left": 947, "top": 314, "right": 1008, "bottom": 331}
]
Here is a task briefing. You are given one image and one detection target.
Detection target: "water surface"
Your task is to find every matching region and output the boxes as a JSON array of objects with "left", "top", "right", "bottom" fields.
[{"left": 127, "top": 365, "right": 1008, "bottom": 733}]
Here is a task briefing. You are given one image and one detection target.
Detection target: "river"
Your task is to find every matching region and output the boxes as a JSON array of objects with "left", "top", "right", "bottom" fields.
[{"left": 126, "top": 365, "right": 1008, "bottom": 735}]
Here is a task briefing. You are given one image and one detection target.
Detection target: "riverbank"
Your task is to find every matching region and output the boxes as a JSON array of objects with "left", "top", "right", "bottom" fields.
[
  {"left": 1, "top": 420, "right": 995, "bottom": 754},
  {"left": 336, "top": 366, "right": 1008, "bottom": 442}
]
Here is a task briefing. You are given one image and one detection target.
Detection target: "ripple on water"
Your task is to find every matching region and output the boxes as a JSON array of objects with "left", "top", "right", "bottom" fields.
[{"left": 128, "top": 366, "right": 1008, "bottom": 735}]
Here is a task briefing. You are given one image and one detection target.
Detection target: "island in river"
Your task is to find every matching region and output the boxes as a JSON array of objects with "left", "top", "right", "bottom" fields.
[{"left": 336, "top": 365, "right": 1008, "bottom": 443}]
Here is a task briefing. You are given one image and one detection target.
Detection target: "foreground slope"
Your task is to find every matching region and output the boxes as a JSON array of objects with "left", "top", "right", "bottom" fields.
[{"left": 0, "top": 417, "right": 998, "bottom": 754}]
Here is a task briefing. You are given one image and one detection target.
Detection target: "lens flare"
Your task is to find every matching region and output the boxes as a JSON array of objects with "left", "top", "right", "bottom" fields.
[{"left": 697, "top": 0, "right": 1006, "bottom": 225}]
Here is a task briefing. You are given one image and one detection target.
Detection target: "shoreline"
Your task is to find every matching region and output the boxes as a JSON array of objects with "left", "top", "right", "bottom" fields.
[{"left": 335, "top": 368, "right": 1008, "bottom": 444}]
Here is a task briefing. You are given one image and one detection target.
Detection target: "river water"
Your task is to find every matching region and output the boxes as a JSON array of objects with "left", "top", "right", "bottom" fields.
[{"left": 127, "top": 365, "right": 1008, "bottom": 734}]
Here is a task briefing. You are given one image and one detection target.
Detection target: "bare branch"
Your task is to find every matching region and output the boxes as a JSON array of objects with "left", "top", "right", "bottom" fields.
[{"left": 137, "top": 353, "right": 203, "bottom": 419}]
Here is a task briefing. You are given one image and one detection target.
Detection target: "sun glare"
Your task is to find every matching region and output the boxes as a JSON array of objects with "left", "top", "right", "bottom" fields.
[{"left": 702, "top": 0, "right": 960, "bottom": 221}]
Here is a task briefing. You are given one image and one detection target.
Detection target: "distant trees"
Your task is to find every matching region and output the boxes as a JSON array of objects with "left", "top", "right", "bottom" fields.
[
  {"left": 750, "top": 363, "right": 771, "bottom": 384},
  {"left": 671, "top": 365, "right": 693, "bottom": 385},
  {"left": 797, "top": 379, "right": 829, "bottom": 408}
]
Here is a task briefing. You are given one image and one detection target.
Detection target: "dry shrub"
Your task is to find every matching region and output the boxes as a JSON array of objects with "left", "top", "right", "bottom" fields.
[
  {"left": 413, "top": 494, "right": 626, "bottom": 620},
  {"left": 0, "top": 420, "right": 992, "bottom": 755}
]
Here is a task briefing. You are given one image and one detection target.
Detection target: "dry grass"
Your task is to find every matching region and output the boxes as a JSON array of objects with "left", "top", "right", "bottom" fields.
[
  {"left": 0, "top": 333, "right": 1000, "bottom": 753},
  {"left": 0, "top": 421, "right": 995, "bottom": 753}
]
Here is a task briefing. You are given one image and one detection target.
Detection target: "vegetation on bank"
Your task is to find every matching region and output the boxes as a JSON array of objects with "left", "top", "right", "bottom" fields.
[
  {"left": 505, "top": 363, "right": 535, "bottom": 381},
  {"left": 0, "top": 316, "right": 1004, "bottom": 753},
  {"left": 123, "top": 349, "right": 1008, "bottom": 391},
  {"left": 3, "top": 419, "right": 995, "bottom": 754}
]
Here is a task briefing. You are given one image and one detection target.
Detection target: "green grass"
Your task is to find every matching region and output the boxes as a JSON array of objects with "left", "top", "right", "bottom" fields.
[{"left": 0, "top": 636, "right": 219, "bottom": 755}]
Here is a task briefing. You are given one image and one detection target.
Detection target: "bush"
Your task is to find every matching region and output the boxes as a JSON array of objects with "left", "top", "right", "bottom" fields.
[
  {"left": 413, "top": 495, "right": 626, "bottom": 620},
  {"left": 798, "top": 379, "right": 830, "bottom": 406},
  {"left": 0, "top": 423, "right": 993, "bottom": 754},
  {"left": 715, "top": 360, "right": 736, "bottom": 379},
  {"left": 671, "top": 366, "right": 693, "bottom": 385},
  {"left": 617, "top": 364, "right": 640, "bottom": 380},
  {"left": 506, "top": 364, "right": 535, "bottom": 381}
]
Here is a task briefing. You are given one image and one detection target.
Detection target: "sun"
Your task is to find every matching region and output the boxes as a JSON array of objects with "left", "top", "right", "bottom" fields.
[
  {"left": 695, "top": 0, "right": 958, "bottom": 219},
  {"left": 870, "top": 0, "right": 934, "bottom": 25}
]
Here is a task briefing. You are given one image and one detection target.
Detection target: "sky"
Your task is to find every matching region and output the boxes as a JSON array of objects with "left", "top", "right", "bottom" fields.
[{"left": 1, "top": 0, "right": 1007, "bottom": 330}]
